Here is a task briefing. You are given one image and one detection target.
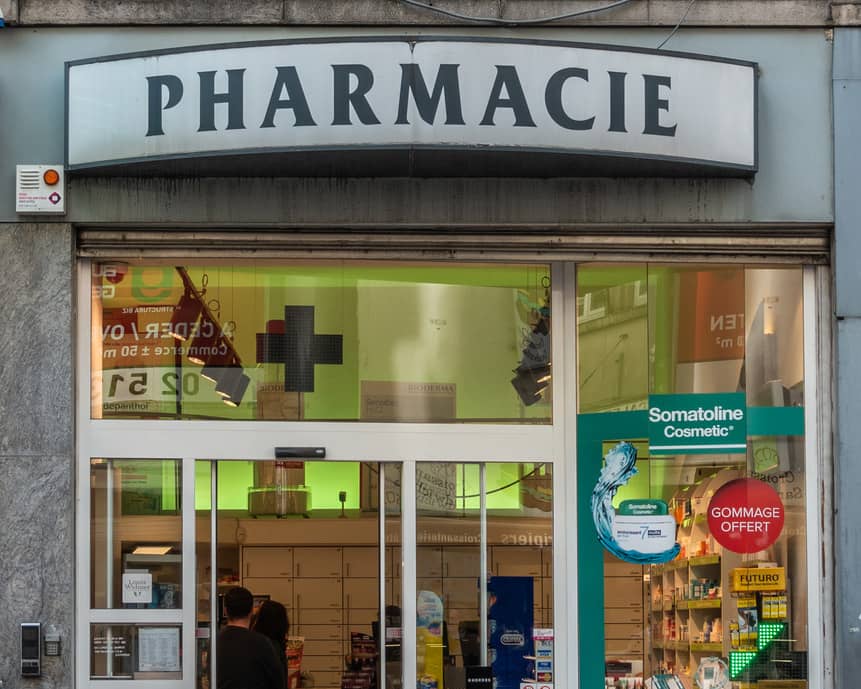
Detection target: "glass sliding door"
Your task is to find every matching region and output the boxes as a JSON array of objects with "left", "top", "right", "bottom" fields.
[
  {"left": 414, "top": 462, "right": 554, "bottom": 689},
  {"left": 83, "top": 456, "right": 196, "bottom": 686},
  {"left": 195, "top": 459, "right": 388, "bottom": 689},
  {"left": 77, "top": 258, "right": 562, "bottom": 689}
]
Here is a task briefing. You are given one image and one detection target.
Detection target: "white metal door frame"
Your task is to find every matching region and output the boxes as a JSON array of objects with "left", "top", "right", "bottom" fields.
[{"left": 75, "top": 260, "right": 571, "bottom": 689}]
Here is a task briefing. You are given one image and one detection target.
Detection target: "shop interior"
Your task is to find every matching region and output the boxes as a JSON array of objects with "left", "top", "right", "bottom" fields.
[{"left": 90, "top": 459, "right": 553, "bottom": 689}]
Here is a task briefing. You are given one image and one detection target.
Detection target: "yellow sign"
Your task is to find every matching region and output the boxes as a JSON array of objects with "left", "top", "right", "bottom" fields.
[{"left": 731, "top": 567, "right": 786, "bottom": 593}]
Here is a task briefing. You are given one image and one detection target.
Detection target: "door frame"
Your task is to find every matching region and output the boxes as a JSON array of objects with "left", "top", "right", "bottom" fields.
[{"left": 75, "top": 260, "right": 573, "bottom": 689}]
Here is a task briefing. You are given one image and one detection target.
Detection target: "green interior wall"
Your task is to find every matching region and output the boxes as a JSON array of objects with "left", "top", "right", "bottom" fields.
[
  {"left": 193, "top": 460, "right": 526, "bottom": 511},
  {"left": 108, "top": 263, "right": 551, "bottom": 421}
]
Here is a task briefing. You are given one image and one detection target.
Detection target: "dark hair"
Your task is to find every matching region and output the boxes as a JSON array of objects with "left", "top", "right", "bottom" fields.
[
  {"left": 223, "top": 586, "right": 254, "bottom": 620},
  {"left": 251, "top": 600, "right": 289, "bottom": 650}
]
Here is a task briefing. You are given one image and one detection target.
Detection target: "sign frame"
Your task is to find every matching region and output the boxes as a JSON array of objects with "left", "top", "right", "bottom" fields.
[{"left": 65, "top": 36, "right": 758, "bottom": 177}]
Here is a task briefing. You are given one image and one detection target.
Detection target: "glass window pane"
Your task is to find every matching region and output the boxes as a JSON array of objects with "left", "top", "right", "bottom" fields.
[
  {"left": 195, "top": 460, "right": 214, "bottom": 689},
  {"left": 384, "top": 464, "right": 403, "bottom": 689},
  {"left": 91, "top": 261, "right": 551, "bottom": 422},
  {"left": 577, "top": 265, "right": 648, "bottom": 413},
  {"left": 194, "top": 460, "right": 382, "bottom": 689},
  {"left": 90, "top": 459, "right": 182, "bottom": 610},
  {"left": 90, "top": 624, "right": 182, "bottom": 680},
  {"left": 577, "top": 265, "right": 809, "bottom": 688},
  {"left": 415, "top": 462, "right": 553, "bottom": 689}
]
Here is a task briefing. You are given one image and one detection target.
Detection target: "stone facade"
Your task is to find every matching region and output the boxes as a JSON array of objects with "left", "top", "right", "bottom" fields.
[{"left": 0, "top": 224, "right": 73, "bottom": 689}]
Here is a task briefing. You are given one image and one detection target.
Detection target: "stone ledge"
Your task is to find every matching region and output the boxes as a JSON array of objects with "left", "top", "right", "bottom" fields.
[
  {"left": 12, "top": 0, "right": 838, "bottom": 27},
  {"left": 832, "top": 1, "right": 861, "bottom": 24}
]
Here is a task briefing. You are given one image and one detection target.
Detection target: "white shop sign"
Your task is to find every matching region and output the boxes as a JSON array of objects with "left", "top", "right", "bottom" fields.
[
  {"left": 66, "top": 37, "right": 756, "bottom": 172},
  {"left": 121, "top": 572, "right": 152, "bottom": 605}
]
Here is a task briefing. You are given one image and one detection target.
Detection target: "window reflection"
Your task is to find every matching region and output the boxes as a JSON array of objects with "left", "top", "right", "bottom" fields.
[
  {"left": 578, "top": 265, "right": 808, "bottom": 689},
  {"left": 91, "top": 261, "right": 551, "bottom": 422},
  {"left": 90, "top": 459, "right": 182, "bottom": 610},
  {"left": 415, "top": 462, "right": 553, "bottom": 689}
]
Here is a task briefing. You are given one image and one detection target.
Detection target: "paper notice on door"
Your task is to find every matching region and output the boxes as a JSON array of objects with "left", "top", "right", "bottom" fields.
[{"left": 138, "top": 627, "right": 180, "bottom": 673}]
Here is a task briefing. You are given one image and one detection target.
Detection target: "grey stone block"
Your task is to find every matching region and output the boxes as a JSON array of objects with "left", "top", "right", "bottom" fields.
[
  {"left": 0, "top": 454, "right": 74, "bottom": 689},
  {"left": 0, "top": 224, "right": 73, "bottom": 455},
  {"left": 16, "top": 0, "right": 835, "bottom": 26},
  {"left": 21, "top": 0, "right": 283, "bottom": 25}
]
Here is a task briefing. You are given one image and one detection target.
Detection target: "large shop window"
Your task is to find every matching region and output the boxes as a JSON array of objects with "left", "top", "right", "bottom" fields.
[
  {"left": 90, "top": 261, "right": 552, "bottom": 422},
  {"left": 577, "top": 266, "right": 809, "bottom": 689}
]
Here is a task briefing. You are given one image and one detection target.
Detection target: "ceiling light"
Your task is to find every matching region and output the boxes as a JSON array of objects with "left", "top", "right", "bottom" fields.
[
  {"left": 132, "top": 545, "right": 172, "bottom": 556},
  {"left": 222, "top": 373, "right": 251, "bottom": 407}
]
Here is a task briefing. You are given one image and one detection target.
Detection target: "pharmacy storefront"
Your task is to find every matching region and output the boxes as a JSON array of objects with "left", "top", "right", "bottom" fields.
[{"left": 64, "top": 35, "right": 829, "bottom": 689}]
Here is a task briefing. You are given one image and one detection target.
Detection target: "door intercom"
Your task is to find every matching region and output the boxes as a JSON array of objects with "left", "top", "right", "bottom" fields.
[{"left": 21, "top": 622, "right": 41, "bottom": 677}]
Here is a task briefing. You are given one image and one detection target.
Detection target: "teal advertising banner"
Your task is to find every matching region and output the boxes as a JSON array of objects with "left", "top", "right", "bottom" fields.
[{"left": 648, "top": 392, "right": 747, "bottom": 455}]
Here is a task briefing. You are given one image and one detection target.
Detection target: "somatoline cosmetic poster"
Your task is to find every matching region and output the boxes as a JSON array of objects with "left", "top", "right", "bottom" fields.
[{"left": 590, "top": 441, "right": 680, "bottom": 564}]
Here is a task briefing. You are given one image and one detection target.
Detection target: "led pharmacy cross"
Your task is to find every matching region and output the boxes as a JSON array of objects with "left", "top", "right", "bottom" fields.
[
  {"left": 256, "top": 306, "right": 344, "bottom": 392},
  {"left": 728, "top": 622, "right": 787, "bottom": 680}
]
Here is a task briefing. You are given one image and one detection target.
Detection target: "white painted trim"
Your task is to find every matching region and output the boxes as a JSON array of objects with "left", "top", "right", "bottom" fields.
[
  {"left": 181, "top": 457, "right": 197, "bottom": 686},
  {"left": 804, "top": 265, "right": 832, "bottom": 689},
  {"left": 79, "top": 420, "right": 554, "bottom": 462},
  {"left": 558, "top": 261, "right": 578, "bottom": 688},
  {"left": 378, "top": 463, "right": 387, "bottom": 686},
  {"left": 76, "top": 258, "right": 94, "bottom": 689},
  {"left": 76, "top": 260, "right": 576, "bottom": 689},
  {"left": 401, "top": 461, "right": 418, "bottom": 688},
  {"left": 479, "top": 463, "right": 488, "bottom": 666},
  {"left": 87, "top": 682, "right": 187, "bottom": 689},
  {"left": 87, "top": 610, "right": 184, "bottom": 624},
  {"left": 209, "top": 462, "right": 218, "bottom": 689}
]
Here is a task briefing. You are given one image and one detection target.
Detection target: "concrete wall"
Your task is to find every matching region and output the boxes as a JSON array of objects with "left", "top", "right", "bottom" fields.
[
  {"left": 0, "top": 27, "right": 834, "bottom": 224},
  {"left": 0, "top": 223, "right": 74, "bottom": 689},
  {"left": 0, "top": 0, "right": 844, "bottom": 27},
  {"left": 833, "top": 26, "right": 861, "bottom": 689}
]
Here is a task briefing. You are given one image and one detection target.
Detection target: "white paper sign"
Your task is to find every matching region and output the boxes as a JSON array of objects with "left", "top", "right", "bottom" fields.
[
  {"left": 612, "top": 515, "right": 678, "bottom": 555},
  {"left": 122, "top": 572, "right": 152, "bottom": 604},
  {"left": 138, "top": 627, "right": 181, "bottom": 673}
]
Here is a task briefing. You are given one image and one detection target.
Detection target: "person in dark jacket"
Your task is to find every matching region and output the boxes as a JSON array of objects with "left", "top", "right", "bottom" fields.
[
  {"left": 251, "top": 600, "right": 290, "bottom": 685},
  {"left": 217, "top": 587, "right": 285, "bottom": 689}
]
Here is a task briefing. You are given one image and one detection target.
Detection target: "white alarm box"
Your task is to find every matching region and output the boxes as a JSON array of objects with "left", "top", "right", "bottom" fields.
[{"left": 16, "top": 165, "right": 66, "bottom": 214}]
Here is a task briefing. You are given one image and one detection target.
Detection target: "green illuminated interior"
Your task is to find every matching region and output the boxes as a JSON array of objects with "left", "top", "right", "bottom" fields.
[
  {"left": 194, "top": 461, "right": 526, "bottom": 511},
  {"left": 99, "top": 261, "right": 552, "bottom": 422}
]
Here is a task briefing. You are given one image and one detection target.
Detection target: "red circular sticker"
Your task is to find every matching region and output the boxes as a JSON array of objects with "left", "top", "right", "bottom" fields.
[{"left": 707, "top": 478, "right": 785, "bottom": 553}]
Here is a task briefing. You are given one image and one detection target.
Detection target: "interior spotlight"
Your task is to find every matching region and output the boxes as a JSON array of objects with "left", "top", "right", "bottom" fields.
[
  {"left": 187, "top": 317, "right": 222, "bottom": 366},
  {"left": 201, "top": 339, "right": 234, "bottom": 382},
  {"left": 222, "top": 373, "right": 251, "bottom": 408},
  {"left": 511, "top": 314, "right": 551, "bottom": 406},
  {"left": 511, "top": 364, "right": 551, "bottom": 406},
  {"left": 168, "top": 291, "right": 203, "bottom": 341},
  {"left": 214, "top": 364, "right": 244, "bottom": 398}
]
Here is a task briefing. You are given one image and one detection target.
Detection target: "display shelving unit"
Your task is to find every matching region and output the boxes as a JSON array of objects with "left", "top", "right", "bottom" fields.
[{"left": 648, "top": 468, "right": 742, "bottom": 688}]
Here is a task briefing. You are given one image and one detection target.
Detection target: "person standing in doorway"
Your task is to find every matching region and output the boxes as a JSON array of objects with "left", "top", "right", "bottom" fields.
[
  {"left": 217, "top": 586, "right": 285, "bottom": 689},
  {"left": 251, "top": 600, "right": 290, "bottom": 686}
]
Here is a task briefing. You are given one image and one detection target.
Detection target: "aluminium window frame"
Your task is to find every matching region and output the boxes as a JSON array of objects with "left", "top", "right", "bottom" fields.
[{"left": 75, "top": 259, "right": 573, "bottom": 689}]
